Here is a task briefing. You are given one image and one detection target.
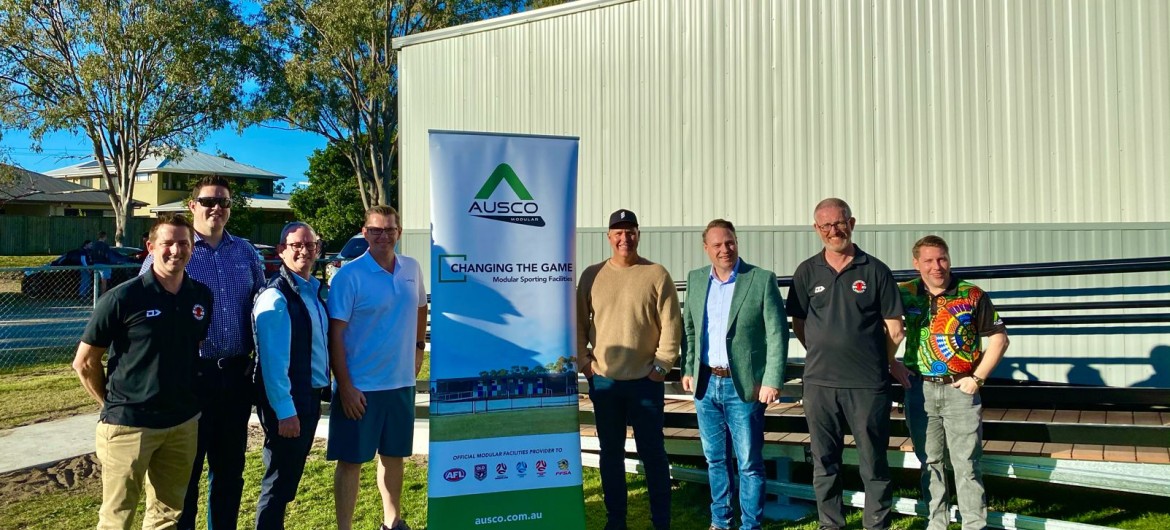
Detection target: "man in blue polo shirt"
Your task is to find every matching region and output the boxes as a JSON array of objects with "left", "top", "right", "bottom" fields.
[
  {"left": 328, "top": 205, "right": 428, "bottom": 530},
  {"left": 140, "top": 175, "right": 265, "bottom": 530},
  {"left": 74, "top": 214, "right": 213, "bottom": 529}
]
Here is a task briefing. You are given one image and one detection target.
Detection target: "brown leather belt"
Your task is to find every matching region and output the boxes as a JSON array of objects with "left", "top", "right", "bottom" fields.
[
  {"left": 920, "top": 373, "right": 969, "bottom": 384},
  {"left": 704, "top": 365, "right": 732, "bottom": 378}
]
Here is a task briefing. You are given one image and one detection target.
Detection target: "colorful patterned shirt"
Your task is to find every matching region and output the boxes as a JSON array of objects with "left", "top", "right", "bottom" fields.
[{"left": 899, "top": 277, "right": 1006, "bottom": 376}]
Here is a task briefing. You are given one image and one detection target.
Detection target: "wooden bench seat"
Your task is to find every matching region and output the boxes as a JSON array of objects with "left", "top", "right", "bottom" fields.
[{"left": 578, "top": 396, "right": 1170, "bottom": 464}]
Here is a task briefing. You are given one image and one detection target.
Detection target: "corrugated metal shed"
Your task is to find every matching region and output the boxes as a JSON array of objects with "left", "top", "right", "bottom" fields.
[
  {"left": 394, "top": 0, "right": 1170, "bottom": 387},
  {"left": 396, "top": 0, "right": 1170, "bottom": 228}
]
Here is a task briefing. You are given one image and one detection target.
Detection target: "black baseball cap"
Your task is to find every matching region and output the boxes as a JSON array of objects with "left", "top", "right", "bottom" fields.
[{"left": 608, "top": 209, "right": 639, "bottom": 228}]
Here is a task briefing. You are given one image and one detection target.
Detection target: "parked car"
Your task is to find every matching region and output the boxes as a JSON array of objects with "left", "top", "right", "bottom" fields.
[
  {"left": 21, "top": 247, "right": 143, "bottom": 299},
  {"left": 326, "top": 234, "right": 368, "bottom": 284},
  {"left": 253, "top": 243, "right": 281, "bottom": 278}
]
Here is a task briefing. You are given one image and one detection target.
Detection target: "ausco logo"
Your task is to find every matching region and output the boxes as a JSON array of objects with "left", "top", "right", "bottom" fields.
[
  {"left": 443, "top": 468, "right": 466, "bottom": 482},
  {"left": 467, "top": 163, "right": 545, "bottom": 227}
]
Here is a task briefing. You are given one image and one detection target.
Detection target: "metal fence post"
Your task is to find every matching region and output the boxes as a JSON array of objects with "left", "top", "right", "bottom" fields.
[{"left": 92, "top": 269, "right": 100, "bottom": 307}]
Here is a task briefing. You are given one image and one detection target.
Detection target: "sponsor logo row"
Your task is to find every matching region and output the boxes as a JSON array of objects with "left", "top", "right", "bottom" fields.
[{"left": 444, "top": 459, "right": 573, "bottom": 482}]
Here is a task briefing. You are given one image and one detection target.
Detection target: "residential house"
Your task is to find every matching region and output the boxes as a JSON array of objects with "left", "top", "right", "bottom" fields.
[{"left": 44, "top": 149, "right": 286, "bottom": 216}]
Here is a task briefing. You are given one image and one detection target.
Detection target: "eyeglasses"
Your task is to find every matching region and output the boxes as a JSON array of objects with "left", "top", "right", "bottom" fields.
[
  {"left": 286, "top": 242, "right": 319, "bottom": 251},
  {"left": 815, "top": 221, "right": 850, "bottom": 233},
  {"left": 194, "top": 197, "right": 232, "bottom": 209},
  {"left": 365, "top": 226, "right": 399, "bottom": 237}
]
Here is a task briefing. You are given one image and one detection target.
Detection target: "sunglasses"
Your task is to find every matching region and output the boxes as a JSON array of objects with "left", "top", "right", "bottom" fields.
[{"left": 194, "top": 197, "right": 232, "bottom": 209}]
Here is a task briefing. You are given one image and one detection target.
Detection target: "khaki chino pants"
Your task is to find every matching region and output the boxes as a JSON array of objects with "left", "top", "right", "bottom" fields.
[{"left": 95, "top": 415, "right": 199, "bottom": 530}]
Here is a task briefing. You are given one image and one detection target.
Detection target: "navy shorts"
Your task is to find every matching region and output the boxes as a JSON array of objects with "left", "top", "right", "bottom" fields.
[{"left": 326, "top": 387, "right": 415, "bottom": 462}]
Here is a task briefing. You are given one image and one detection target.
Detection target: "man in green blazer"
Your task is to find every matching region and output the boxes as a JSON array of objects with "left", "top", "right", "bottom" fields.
[{"left": 682, "top": 219, "right": 789, "bottom": 530}]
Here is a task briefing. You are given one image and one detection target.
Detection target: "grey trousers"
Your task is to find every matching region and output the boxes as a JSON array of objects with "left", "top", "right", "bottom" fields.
[
  {"left": 905, "top": 376, "right": 987, "bottom": 530},
  {"left": 803, "top": 383, "right": 893, "bottom": 530}
]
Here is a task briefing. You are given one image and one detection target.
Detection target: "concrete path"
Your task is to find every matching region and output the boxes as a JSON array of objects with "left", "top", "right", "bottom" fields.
[
  {"left": 0, "top": 413, "right": 99, "bottom": 474},
  {"left": 0, "top": 413, "right": 432, "bottom": 475}
]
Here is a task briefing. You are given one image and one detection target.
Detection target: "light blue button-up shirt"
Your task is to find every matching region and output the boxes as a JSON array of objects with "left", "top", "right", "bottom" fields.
[
  {"left": 701, "top": 259, "right": 739, "bottom": 368},
  {"left": 252, "top": 272, "right": 330, "bottom": 420}
]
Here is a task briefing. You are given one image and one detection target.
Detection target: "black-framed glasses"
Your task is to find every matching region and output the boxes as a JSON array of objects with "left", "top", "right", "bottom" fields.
[
  {"left": 194, "top": 197, "right": 232, "bottom": 209},
  {"left": 286, "top": 242, "right": 319, "bottom": 251},
  {"left": 815, "top": 221, "right": 850, "bottom": 233},
  {"left": 365, "top": 226, "right": 398, "bottom": 237}
]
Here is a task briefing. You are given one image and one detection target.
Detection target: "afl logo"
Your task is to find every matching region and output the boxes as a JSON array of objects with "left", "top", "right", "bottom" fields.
[
  {"left": 851, "top": 280, "right": 867, "bottom": 294},
  {"left": 192, "top": 304, "right": 206, "bottom": 320},
  {"left": 443, "top": 468, "right": 466, "bottom": 482}
]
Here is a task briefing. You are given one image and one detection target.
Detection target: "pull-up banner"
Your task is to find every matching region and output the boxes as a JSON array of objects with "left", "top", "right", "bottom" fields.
[{"left": 427, "top": 130, "right": 585, "bottom": 530}]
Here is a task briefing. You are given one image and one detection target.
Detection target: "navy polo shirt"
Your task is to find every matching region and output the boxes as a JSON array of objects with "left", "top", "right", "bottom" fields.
[
  {"left": 82, "top": 270, "right": 213, "bottom": 428},
  {"left": 785, "top": 245, "right": 904, "bottom": 389}
]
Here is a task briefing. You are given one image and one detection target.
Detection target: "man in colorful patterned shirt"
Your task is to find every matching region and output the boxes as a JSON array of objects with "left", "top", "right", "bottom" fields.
[{"left": 899, "top": 235, "right": 1009, "bottom": 530}]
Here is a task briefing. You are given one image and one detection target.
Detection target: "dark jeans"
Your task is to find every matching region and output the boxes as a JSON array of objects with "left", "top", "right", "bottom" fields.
[
  {"left": 804, "top": 383, "right": 893, "bottom": 530},
  {"left": 588, "top": 374, "right": 671, "bottom": 530},
  {"left": 179, "top": 358, "right": 253, "bottom": 530},
  {"left": 255, "top": 396, "right": 321, "bottom": 530}
]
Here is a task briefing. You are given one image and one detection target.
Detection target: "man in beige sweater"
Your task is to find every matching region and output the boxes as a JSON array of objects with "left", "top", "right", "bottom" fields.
[{"left": 577, "top": 209, "right": 682, "bottom": 530}]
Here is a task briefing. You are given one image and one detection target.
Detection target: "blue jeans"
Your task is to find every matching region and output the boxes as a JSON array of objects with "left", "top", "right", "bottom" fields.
[
  {"left": 588, "top": 374, "right": 671, "bottom": 530},
  {"left": 695, "top": 374, "right": 766, "bottom": 530},
  {"left": 905, "top": 376, "right": 986, "bottom": 530}
]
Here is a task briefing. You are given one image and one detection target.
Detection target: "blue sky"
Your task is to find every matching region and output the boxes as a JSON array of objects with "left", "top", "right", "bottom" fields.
[{"left": 4, "top": 124, "right": 327, "bottom": 189}]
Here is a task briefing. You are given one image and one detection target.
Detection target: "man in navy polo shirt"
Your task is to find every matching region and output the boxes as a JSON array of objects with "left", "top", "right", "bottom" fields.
[
  {"left": 140, "top": 175, "right": 265, "bottom": 530},
  {"left": 74, "top": 214, "right": 213, "bottom": 529},
  {"left": 786, "top": 198, "right": 908, "bottom": 530}
]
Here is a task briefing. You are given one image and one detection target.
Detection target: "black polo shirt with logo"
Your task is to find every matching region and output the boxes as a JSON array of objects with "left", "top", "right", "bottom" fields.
[
  {"left": 81, "top": 270, "right": 213, "bottom": 428},
  {"left": 785, "top": 245, "right": 904, "bottom": 389}
]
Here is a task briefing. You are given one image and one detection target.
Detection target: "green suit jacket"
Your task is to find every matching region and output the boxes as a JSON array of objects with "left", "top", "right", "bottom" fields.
[{"left": 682, "top": 260, "right": 789, "bottom": 402}]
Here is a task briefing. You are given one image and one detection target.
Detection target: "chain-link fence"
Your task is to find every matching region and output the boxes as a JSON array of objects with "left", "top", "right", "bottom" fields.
[
  {"left": 0, "top": 259, "right": 339, "bottom": 370},
  {"left": 0, "top": 264, "right": 140, "bottom": 369}
]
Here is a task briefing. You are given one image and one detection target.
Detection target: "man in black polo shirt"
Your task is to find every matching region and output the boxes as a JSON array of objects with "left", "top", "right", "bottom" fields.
[
  {"left": 73, "top": 214, "right": 213, "bottom": 529},
  {"left": 785, "top": 198, "right": 908, "bottom": 530}
]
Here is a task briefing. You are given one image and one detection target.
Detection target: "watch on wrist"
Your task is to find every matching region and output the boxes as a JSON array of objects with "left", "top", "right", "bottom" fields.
[
  {"left": 653, "top": 365, "right": 668, "bottom": 377},
  {"left": 415, "top": 341, "right": 426, "bottom": 350},
  {"left": 971, "top": 375, "right": 985, "bottom": 387}
]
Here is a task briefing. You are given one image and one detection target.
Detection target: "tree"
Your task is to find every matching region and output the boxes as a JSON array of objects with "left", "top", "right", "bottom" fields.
[
  {"left": 288, "top": 142, "right": 365, "bottom": 250},
  {"left": 251, "top": 0, "right": 558, "bottom": 211},
  {"left": 0, "top": 0, "right": 254, "bottom": 245}
]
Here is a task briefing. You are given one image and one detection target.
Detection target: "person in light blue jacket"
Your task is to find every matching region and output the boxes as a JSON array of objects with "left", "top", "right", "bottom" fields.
[{"left": 252, "top": 221, "right": 330, "bottom": 530}]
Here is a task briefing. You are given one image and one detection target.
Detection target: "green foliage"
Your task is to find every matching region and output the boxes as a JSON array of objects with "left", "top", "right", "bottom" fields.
[
  {"left": 250, "top": 0, "right": 539, "bottom": 209},
  {"left": 0, "top": 0, "right": 255, "bottom": 244},
  {"left": 288, "top": 143, "right": 365, "bottom": 251}
]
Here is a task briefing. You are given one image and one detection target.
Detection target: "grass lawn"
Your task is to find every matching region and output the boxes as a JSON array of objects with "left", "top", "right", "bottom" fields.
[
  {"left": 2, "top": 445, "right": 1169, "bottom": 529},
  {"left": 0, "top": 362, "right": 97, "bottom": 429},
  {"left": 0, "top": 256, "right": 55, "bottom": 268},
  {"left": 430, "top": 406, "right": 580, "bottom": 441}
]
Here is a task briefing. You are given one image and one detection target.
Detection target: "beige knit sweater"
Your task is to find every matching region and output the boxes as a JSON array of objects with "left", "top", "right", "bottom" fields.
[{"left": 576, "top": 258, "right": 682, "bottom": 380}]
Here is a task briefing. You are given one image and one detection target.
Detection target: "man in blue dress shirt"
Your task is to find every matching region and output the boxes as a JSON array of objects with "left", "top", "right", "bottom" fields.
[{"left": 141, "top": 175, "right": 265, "bottom": 530}]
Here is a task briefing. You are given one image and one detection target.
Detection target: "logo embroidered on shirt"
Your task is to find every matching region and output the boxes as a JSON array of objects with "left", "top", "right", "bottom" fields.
[
  {"left": 852, "top": 280, "right": 867, "bottom": 294},
  {"left": 146, "top": 309, "right": 161, "bottom": 318},
  {"left": 192, "top": 304, "right": 206, "bottom": 320},
  {"left": 814, "top": 286, "right": 826, "bottom": 294}
]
